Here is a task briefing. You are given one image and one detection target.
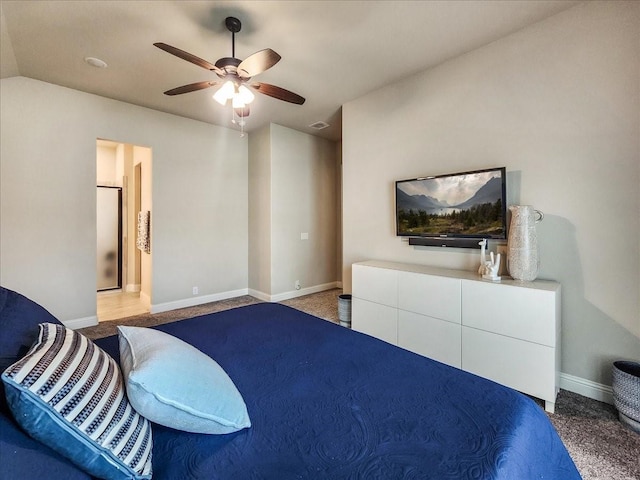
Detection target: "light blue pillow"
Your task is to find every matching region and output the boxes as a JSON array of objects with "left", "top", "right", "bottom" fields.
[
  {"left": 2, "top": 323, "right": 153, "bottom": 480},
  {"left": 118, "top": 326, "right": 251, "bottom": 434}
]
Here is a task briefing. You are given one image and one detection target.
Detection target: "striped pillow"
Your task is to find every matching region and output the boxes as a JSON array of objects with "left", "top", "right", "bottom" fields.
[{"left": 1, "top": 323, "right": 152, "bottom": 480}]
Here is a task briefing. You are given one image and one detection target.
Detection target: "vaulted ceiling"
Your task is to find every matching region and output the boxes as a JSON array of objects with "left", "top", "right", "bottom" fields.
[{"left": 1, "top": 1, "right": 580, "bottom": 141}]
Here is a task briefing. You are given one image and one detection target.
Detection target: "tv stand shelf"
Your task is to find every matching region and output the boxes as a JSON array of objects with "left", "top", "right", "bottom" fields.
[{"left": 351, "top": 260, "right": 561, "bottom": 413}]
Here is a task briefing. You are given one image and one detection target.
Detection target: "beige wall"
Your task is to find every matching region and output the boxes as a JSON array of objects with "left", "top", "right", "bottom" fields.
[
  {"left": 336, "top": 141, "right": 343, "bottom": 285},
  {"left": 248, "top": 124, "right": 272, "bottom": 295},
  {"left": 249, "top": 123, "right": 338, "bottom": 299},
  {"left": 133, "top": 145, "right": 152, "bottom": 305},
  {"left": 271, "top": 124, "right": 337, "bottom": 295},
  {"left": 122, "top": 144, "right": 139, "bottom": 291},
  {"left": 0, "top": 76, "right": 248, "bottom": 323},
  {"left": 96, "top": 144, "right": 118, "bottom": 185},
  {"left": 342, "top": 1, "right": 639, "bottom": 389}
]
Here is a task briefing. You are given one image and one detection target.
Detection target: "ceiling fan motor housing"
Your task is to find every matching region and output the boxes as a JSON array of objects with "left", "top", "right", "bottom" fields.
[{"left": 214, "top": 57, "right": 243, "bottom": 78}]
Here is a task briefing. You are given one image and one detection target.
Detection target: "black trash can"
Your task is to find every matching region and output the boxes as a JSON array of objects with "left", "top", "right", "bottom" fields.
[{"left": 338, "top": 294, "right": 352, "bottom": 328}]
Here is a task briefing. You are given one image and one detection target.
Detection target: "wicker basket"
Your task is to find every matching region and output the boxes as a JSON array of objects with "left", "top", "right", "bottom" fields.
[{"left": 612, "top": 361, "right": 640, "bottom": 433}]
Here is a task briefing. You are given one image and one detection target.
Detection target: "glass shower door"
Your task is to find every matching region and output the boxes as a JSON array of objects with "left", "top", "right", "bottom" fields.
[{"left": 97, "top": 186, "right": 122, "bottom": 291}]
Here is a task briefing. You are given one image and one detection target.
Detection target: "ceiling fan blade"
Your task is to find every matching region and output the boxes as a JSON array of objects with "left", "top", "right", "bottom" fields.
[
  {"left": 250, "top": 82, "right": 305, "bottom": 105},
  {"left": 163, "top": 81, "right": 219, "bottom": 96},
  {"left": 154, "top": 42, "right": 223, "bottom": 74},
  {"left": 237, "top": 49, "right": 281, "bottom": 78}
]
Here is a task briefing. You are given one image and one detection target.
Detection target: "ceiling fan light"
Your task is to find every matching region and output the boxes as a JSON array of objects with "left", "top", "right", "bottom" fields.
[
  {"left": 237, "top": 85, "right": 255, "bottom": 105},
  {"left": 213, "top": 80, "right": 235, "bottom": 105},
  {"left": 232, "top": 96, "right": 246, "bottom": 109}
]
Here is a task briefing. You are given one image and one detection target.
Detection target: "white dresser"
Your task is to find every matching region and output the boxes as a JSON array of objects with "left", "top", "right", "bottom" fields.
[{"left": 351, "top": 260, "right": 561, "bottom": 413}]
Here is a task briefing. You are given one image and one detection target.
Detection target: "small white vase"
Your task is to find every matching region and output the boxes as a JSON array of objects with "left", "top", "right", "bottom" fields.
[{"left": 507, "top": 205, "right": 543, "bottom": 281}]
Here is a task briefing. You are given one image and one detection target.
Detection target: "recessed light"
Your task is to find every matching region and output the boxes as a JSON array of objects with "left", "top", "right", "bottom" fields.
[{"left": 84, "top": 57, "right": 108, "bottom": 68}]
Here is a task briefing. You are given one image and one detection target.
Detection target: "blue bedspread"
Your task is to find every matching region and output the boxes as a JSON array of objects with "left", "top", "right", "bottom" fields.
[{"left": 1, "top": 302, "right": 581, "bottom": 479}]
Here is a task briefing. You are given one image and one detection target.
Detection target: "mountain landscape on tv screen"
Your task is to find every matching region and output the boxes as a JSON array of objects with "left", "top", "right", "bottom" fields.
[{"left": 397, "top": 176, "right": 504, "bottom": 237}]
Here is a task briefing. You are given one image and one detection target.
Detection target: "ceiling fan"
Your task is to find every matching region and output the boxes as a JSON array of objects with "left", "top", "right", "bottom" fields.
[{"left": 154, "top": 16, "right": 305, "bottom": 119}]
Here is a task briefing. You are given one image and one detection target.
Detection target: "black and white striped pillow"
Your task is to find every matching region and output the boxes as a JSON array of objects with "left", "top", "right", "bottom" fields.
[{"left": 1, "top": 323, "right": 152, "bottom": 480}]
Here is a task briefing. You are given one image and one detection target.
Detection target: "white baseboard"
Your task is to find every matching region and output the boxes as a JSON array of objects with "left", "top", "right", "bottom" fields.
[
  {"left": 247, "top": 289, "right": 271, "bottom": 302},
  {"left": 560, "top": 372, "right": 613, "bottom": 405},
  {"left": 251, "top": 282, "right": 340, "bottom": 303},
  {"left": 63, "top": 315, "right": 98, "bottom": 329},
  {"left": 150, "top": 288, "right": 249, "bottom": 314}
]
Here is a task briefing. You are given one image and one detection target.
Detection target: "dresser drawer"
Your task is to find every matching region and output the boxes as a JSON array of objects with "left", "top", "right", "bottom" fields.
[
  {"left": 398, "top": 310, "right": 461, "bottom": 368},
  {"left": 398, "top": 271, "right": 461, "bottom": 323},
  {"left": 461, "top": 280, "right": 558, "bottom": 346},
  {"left": 461, "top": 326, "right": 556, "bottom": 401},
  {"left": 352, "top": 297, "right": 397, "bottom": 345},
  {"left": 352, "top": 264, "right": 398, "bottom": 308}
]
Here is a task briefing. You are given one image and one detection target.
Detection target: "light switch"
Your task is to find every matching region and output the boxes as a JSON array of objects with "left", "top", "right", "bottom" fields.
[{"left": 301, "top": 232, "right": 309, "bottom": 240}]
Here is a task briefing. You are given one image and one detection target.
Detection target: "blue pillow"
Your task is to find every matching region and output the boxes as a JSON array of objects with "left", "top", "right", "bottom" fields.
[
  {"left": 118, "top": 326, "right": 251, "bottom": 434},
  {"left": 0, "top": 287, "right": 63, "bottom": 414},
  {"left": 0, "top": 287, "right": 62, "bottom": 370},
  {"left": 2, "top": 323, "right": 153, "bottom": 480}
]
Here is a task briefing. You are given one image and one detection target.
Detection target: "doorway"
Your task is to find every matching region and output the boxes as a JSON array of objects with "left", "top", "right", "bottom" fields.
[{"left": 96, "top": 140, "right": 152, "bottom": 321}]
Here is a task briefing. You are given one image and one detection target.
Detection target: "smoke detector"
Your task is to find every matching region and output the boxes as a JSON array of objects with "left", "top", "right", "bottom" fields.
[{"left": 85, "top": 57, "right": 108, "bottom": 68}]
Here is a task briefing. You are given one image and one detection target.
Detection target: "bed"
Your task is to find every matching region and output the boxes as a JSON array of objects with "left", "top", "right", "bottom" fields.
[{"left": 0, "top": 287, "right": 581, "bottom": 479}]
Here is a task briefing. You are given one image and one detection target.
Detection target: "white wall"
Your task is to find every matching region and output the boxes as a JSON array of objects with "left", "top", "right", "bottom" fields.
[
  {"left": 0, "top": 76, "right": 248, "bottom": 323},
  {"left": 342, "top": 1, "right": 639, "bottom": 388}
]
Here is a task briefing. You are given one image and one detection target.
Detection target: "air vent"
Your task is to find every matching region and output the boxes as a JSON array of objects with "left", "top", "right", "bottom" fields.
[{"left": 308, "top": 121, "right": 330, "bottom": 130}]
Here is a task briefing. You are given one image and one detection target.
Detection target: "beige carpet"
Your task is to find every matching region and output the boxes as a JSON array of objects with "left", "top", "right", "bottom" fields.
[
  {"left": 79, "top": 288, "right": 639, "bottom": 480},
  {"left": 80, "top": 289, "right": 340, "bottom": 340}
]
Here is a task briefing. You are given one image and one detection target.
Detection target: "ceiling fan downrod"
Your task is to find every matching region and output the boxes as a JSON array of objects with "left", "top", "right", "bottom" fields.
[{"left": 225, "top": 16, "right": 242, "bottom": 59}]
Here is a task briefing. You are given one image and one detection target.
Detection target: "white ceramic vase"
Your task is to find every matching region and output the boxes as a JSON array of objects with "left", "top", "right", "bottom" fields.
[{"left": 507, "top": 205, "right": 544, "bottom": 281}]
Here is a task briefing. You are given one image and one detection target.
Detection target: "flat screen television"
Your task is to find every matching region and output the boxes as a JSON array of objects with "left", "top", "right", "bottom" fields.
[{"left": 395, "top": 167, "right": 507, "bottom": 246}]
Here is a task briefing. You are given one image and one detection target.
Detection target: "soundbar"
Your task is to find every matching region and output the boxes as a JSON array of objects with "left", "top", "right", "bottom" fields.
[{"left": 408, "top": 237, "right": 482, "bottom": 249}]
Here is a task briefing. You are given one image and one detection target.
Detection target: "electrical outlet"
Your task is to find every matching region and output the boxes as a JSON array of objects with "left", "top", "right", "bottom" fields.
[
  {"left": 295, "top": 280, "right": 301, "bottom": 290},
  {"left": 192, "top": 286, "right": 198, "bottom": 295}
]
